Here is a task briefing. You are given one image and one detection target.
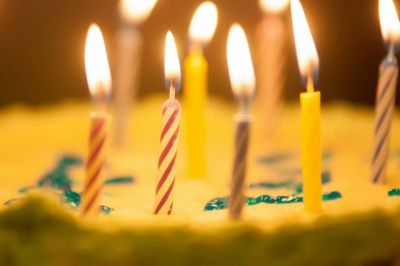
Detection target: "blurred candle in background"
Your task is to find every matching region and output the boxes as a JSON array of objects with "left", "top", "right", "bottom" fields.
[
  {"left": 372, "top": 0, "right": 400, "bottom": 184},
  {"left": 226, "top": 24, "right": 256, "bottom": 220},
  {"left": 154, "top": 32, "right": 182, "bottom": 215},
  {"left": 184, "top": 2, "right": 218, "bottom": 179},
  {"left": 82, "top": 24, "right": 112, "bottom": 217},
  {"left": 255, "top": 0, "right": 289, "bottom": 147},
  {"left": 291, "top": 0, "right": 322, "bottom": 213},
  {"left": 114, "top": 0, "right": 158, "bottom": 148}
]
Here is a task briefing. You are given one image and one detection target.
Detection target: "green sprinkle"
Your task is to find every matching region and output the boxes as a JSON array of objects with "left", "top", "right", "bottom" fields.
[
  {"left": 59, "top": 155, "right": 83, "bottom": 167},
  {"left": 64, "top": 190, "right": 81, "bottom": 208},
  {"left": 105, "top": 176, "right": 135, "bottom": 185},
  {"left": 100, "top": 205, "right": 114, "bottom": 215},
  {"left": 204, "top": 197, "right": 228, "bottom": 211},
  {"left": 38, "top": 167, "right": 73, "bottom": 191},
  {"left": 255, "top": 195, "right": 276, "bottom": 204},
  {"left": 204, "top": 191, "right": 342, "bottom": 211},
  {"left": 276, "top": 195, "right": 303, "bottom": 204},
  {"left": 322, "top": 191, "right": 342, "bottom": 201},
  {"left": 388, "top": 188, "right": 400, "bottom": 197},
  {"left": 18, "top": 187, "right": 32, "bottom": 194}
]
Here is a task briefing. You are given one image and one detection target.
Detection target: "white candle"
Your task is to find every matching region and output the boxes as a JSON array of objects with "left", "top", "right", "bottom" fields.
[
  {"left": 255, "top": 0, "right": 289, "bottom": 146},
  {"left": 113, "top": 0, "right": 158, "bottom": 148}
]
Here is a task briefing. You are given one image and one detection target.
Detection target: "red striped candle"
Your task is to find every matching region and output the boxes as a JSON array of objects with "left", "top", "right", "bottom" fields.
[
  {"left": 154, "top": 97, "right": 181, "bottom": 215},
  {"left": 82, "top": 24, "right": 112, "bottom": 217},
  {"left": 154, "top": 31, "right": 182, "bottom": 215},
  {"left": 82, "top": 114, "right": 109, "bottom": 216}
]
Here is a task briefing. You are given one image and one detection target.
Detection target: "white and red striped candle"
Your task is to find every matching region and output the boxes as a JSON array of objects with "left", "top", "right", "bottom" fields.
[
  {"left": 226, "top": 24, "right": 256, "bottom": 220},
  {"left": 83, "top": 114, "right": 109, "bottom": 216},
  {"left": 372, "top": 0, "right": 400, "bottom": 184},
  {"left": 82, "top": 24, "right": 112, "bottom": 217},
  {"left": 154, "top": 31, "right": 182, "bottom": 215}
]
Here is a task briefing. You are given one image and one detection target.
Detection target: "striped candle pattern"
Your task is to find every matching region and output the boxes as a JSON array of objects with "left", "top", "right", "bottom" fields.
[
  {"left": 229, "top": 117, "right": 250, "bottom": 220},
  {"left": 82, "top": 114, "right": 108, "bottom": 217},
  {"left": 372, "top": 57, "right": 398, "bottom": 184},
  {"left": 154, "top": 99, "right": 181, "bottom": 215}
]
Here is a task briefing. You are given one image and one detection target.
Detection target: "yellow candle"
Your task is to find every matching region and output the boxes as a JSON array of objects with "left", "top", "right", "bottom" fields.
[
  {"left": 184, "top": 50, "right": 207, "bottom": 178},
  {"left": 291, "top": 0, "right": 322, "bottom": 213},
  {"left": 300, "top": 83, "right": 322, "bottom": 213},
  {"left": 184, "top": 2, "right": 218, "bottom": 178}
]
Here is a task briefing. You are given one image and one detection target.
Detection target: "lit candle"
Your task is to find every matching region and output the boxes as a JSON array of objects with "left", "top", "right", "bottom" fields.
[
  {"left": 255, "top": 0, "right": 289, "bottom": 143},
  {"left": 226, "top": 24, "right": 256, "bottom": 220},
  {"left": 291, "top": 0, "right": 322, "bottom": 213},
  {"left": 114, "top": 0, "right": 158, "bottom": 148},
  {"left": 372, "top": 0, "right": 400, "bottom": 184},
  {"left": 184, "top": 2, "right": 218, "bottom": 178},
  {"left": 82, "top": 24, "right": 112, "bottom": 217},
  {"left": 154, "top": 31, "right": 182, "bottom": 215}
]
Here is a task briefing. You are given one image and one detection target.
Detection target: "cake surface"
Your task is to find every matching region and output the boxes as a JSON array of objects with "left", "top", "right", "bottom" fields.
[{"left": 1, "top": 96, "right": 400, "bottom": 265}]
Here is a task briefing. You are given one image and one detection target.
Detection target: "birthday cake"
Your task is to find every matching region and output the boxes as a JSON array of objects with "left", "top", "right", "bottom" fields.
[{"left": 1, "top": 96, "right": 400, "bottom": 265}]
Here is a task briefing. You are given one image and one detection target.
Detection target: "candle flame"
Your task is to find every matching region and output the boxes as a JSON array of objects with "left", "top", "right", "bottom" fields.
[
  {"left": 119, "top": 0, "right": 158, "bottom": 24},
  {"left": 291, "top": 0, "right": 319, "bottom": 81},
  {"left": 189, "top": 2, "right": 218, "bottom": 46},
  {"left": 259, "top": 0, "right": 290, "bottom": 14},
  {"left": 379, "top": 0, "right": 400, "bottom": 44},
  {"left": 85, "top": 24, "right": 112, "bottom": 97},
  {"left": 164, "top": 31, "right": 181, "bottom": 88},
  {"left": 227, "top": 24, "right": 256, "bottom": 98}
]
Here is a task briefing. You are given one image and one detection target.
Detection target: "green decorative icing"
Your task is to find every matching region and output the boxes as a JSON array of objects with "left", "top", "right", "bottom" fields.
[
  {"left": 323, "top": 191, "right": 342, "bottom": 200},
  {"left": 64, "top": 190, "right": 81, "bottom": 208},
  {"left": 204, "top": 191, "right": 342, "bottom": 211},
  {"left": 100, "top": 205, "right": 115, "bottom": 215},
  {"left": 14, "top": 155, "right": 116, "bottom": 215},
  {"left": 59, "top": 155, "right": 83, "bottom": 167},
  {"left": 295, "top": 171, "right": 331, "bottom": 193},
  {"left": 105, "top": 176, "right": 135, "bottom": 185},
  {"left": 251, "top": 171, "right": 331, "bottom": 191},
  {"left": 388, "top": 188, "right": 400, "bottom": 197},
  {"left": 257, "top": 153, "right": 291, "bottom": 164},
  {"left": 258, "top": 151, "right": 332, "bottom": 165},
  {"left": 204, "top": 197, "right": 227, "bottom": 210},
  {"left": 276, "top": 195, "right": 303, "bottom": 204},
  {"left": 35, "top": 155, "right": 82, "bottom": 191},
  {"left": 63, "top": 190, "right": 114, "bottom": 215},
  {"left": 18, "top": 186, "right": 33, "bottom": 194},
  {"left": 249, "top": 180, "right": 293, "bottom": 189},
  {"left": 38, "top": 166, "right": 73, "bottom": 191}
]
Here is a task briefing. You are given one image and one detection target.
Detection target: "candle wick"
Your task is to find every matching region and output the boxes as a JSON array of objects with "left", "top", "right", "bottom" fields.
[
  {"left": 238, "top": 94, "right": 250, "bottom": 117},
  {"left": 95, "top": 86, "right": 107, "bottom": 112},
  {"left": 190, "top": 41, "right": 203, "bottom": 54},
  {"left": 387, "top": 43, "right": 396, "bottom": 62},
  {"left": 306, "top": 73, "right": 314, "bottom": 93},
  {"left": 169, "top": 83, "right": 176, "bottom": 100}
]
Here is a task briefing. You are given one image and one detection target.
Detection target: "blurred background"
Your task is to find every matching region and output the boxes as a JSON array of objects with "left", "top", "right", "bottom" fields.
[{"left": 0, "top": 0, "right": 395, "bottom": 107}]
